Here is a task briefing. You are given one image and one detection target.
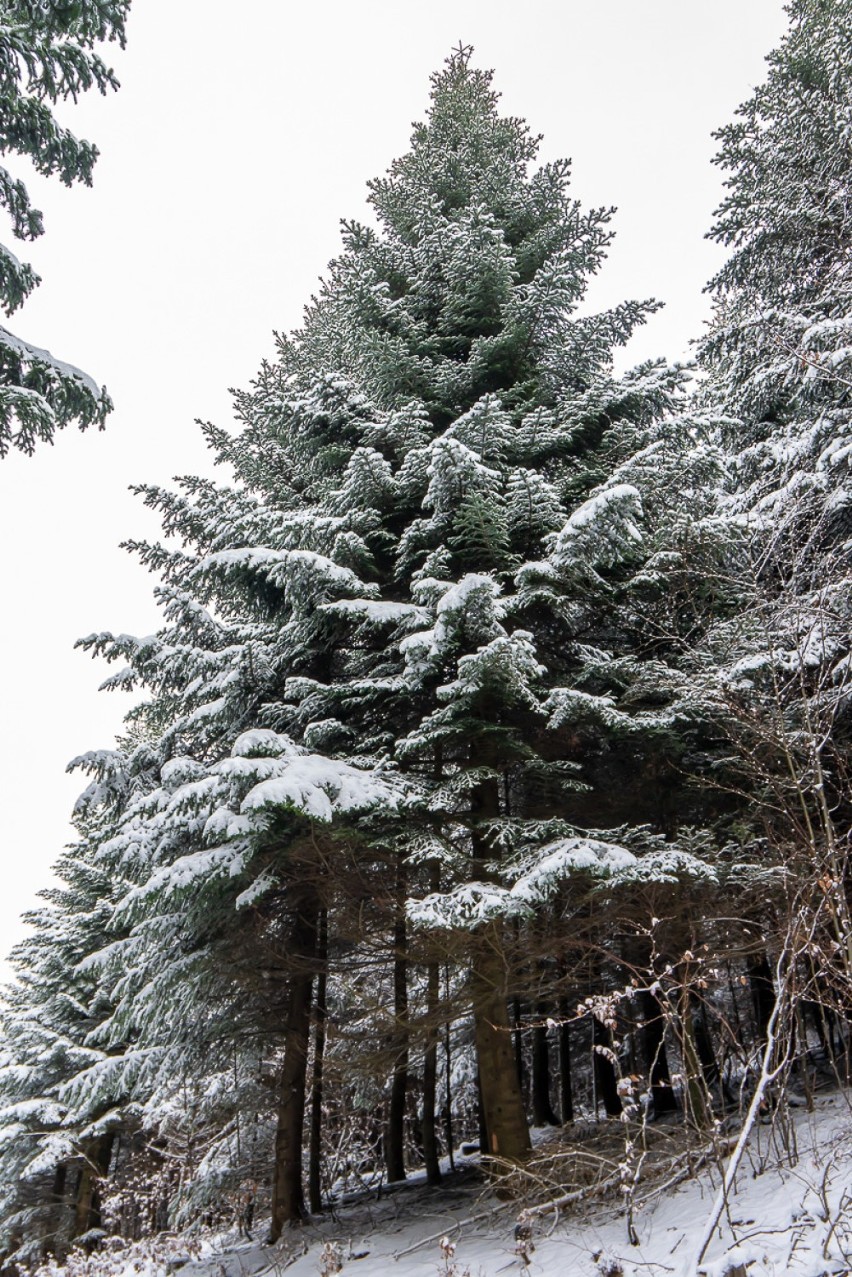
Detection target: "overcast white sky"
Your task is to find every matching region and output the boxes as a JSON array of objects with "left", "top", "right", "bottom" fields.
[{"left": 0, "top": 1, "right": 788, "bottom": 979}]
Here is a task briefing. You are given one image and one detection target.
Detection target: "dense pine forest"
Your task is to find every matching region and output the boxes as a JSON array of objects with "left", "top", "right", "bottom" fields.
[{"left": 0, "top": 1, "right": 851, "bottom": 1271}]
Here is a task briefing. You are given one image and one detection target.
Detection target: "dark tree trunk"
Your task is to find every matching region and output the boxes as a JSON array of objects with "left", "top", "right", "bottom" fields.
[
  {"left": 308, "top": 908, "right": 328, "bottom": 1215},
  {"left": 472, "top": 945, "right": 531, "bottom": 1160},
  {"left": 592, "top": 1017, "right": 622, "bottom": 1118},
  {"left": 385, "top": 863, "right": 409, "bottom": 1184},
  {"left": 674, "top": 961, "right": 713, "bottom": 1129},
  {"left": 474, "top": 1068, "right": 488, "bottom": 1153},
  {"left": 421, "top": 867, "right": 442, "bottom": 1185},
  {"left": 805, "top": 997, "right": 832, "bottom": 1057},
  {"left": 532, "top": 1003, "right": 559, "bottom": 1126},
  {"left": 444, "top": 987, "right": 455, "bottom": 1172},
  {"left": 72, "top": 1133, "right": 114, "bottom": 1243},
  {"left": 558, "top": 998, "right": 574, "bottom": 1123},
  {"left": 726, "top": 960, "right": 745, "bottom": 1047},
  {"left": 513, "top": 993, "right": 526, "bottom": 1099},
  {"left": 470, "top": 779, "right": 530, "bottom": 1164},
  {"left": 510, "top": 919, "right": 527, "bottom": 1103},
  {"left": 268, "top": 887, "right": 318, "bottom": 1241},
  {"left": 43, "top": 1162, "right": 68, "bottom": 1257},
  {"left": 692, "top": 997, "right": 720, "bottom": 1087},
  {"left": 748, "top": 952, "right": 775, "bottom": 1045},
  {"left": 638, "top": 990, "right": 677, "bottom": 1115}
]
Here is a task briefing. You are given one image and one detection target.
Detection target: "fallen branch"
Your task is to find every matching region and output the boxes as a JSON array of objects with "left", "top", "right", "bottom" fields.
[
  {"left": 517, "top": 1170, "right": 622, "bottom": 1222},
  {"left": 519, "top": 1132, "right": 739, "bottom": 1224}
]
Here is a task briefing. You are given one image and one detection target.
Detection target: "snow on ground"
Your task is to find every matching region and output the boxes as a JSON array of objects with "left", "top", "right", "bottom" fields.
[{"left": 34, "top": 1092, "right": 852, "bottom": 1277}]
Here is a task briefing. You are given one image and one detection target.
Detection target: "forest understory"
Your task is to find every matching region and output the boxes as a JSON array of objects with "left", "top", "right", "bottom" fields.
[{"left": 28, "top": 1088, "right": 852, "bottom": 1277}]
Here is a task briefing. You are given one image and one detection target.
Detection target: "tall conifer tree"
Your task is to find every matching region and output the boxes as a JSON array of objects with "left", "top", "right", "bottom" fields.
[
  {"left": 698, "top": 0, "right": 852, "bottom": 1017},
  {"left": 2, "top": 48, "right": 727, "bottom": 1247}
]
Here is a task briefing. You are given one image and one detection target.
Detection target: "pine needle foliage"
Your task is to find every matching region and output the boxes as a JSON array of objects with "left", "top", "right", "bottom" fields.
[{"left": 0, "top": 0, "right": 129, "bottom": 456}]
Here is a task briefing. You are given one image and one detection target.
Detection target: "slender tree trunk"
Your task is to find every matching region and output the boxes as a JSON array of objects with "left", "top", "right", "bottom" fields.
[
  {"left": 510, "top": 918, "right": 527, "bottom": 1102},
  {"left": 748, "top": 951, "right": 775, "bottom": 1045},
  {"left": 726, "top": 959, "right": 745, "bottom": 1048},
  {"left": 675, "top": 965, "right": 712, "bottom": 1130},
  {"left": 72, "top": 1133, "right": 114, "bottom": 1243},
  {"left": 72, "top": 1166, "right": 92, "bottom": 1242},
  {"left": 531, "top": 918, "right": 559, "bottom": 1125},
  {"left": 43, "top": 1162, "right": 68, "bottom": 1258},
  {"left": 421, "top": 958, "right": 442, "bottom": 1183},
  {"left": 421, "top": 867, "right": 442, "bottom": 1185},
  {"left": 269, "top": 887, "right": 318, "bottom": 1241},
  {"left": 512, "top": 993, "right": 526, "bottom": 1099},
  {"left": 470, "top": 779, "right": 530, "bottom": 1164},
  {"left": 472, "top": 947, "right": 530, "bottom": 1161},
  {"left": 622, "top": 937, "right": 676, "bottom": 1116},
  {"left": 475, "top": 1067, "right": 488, "bottom": 1153},
  {"left": 692, "top": 996, "right": 720, "bottom": 1088},
  {"left": 444, "top": 974, "right": 455, "bottom": 1172},
  {"left": 558, "top": 997, "right": 574, "bottom": 1123},
  {"left": 638, "top": 989, "right": 677, "bottom": 1116},
  {"left": 592, "top": 1017, "right": 622, "bottom": 1118},
  {"left": 308, "top": 908, "right": 328, "bottom": 1215},
  {"left": 385, "top": 862, "right": 409, "bottom": 1183},
  {"left": 794, "top": 1000, "right": 815, "bottom": 1110},
  {"left": 806, "top": 996, "right": 829, "bottom": 1057},
  {"left": 532, "top": 1002, "right": 559, "bottom": 1125}
]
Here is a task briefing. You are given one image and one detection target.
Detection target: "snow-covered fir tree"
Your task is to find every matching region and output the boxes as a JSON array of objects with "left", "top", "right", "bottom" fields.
[
  {"left": 702, "top": 0, "right": 852, "bottom": 557},
  {"left": 1, "top": 47, "right": 755, "bottom": 1261},
  {"left": 697, "top": 0, "right": 852, "bottom": 985},
  {"left": 0, "top": 794, "right": 130, "bottom": 1261},
  {"left": 0, "top": 0, "right": 129, "bottom": 456}
]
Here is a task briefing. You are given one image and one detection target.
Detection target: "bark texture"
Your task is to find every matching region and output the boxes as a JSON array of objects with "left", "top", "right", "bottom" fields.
[{"left": 269, "top": 888, "right": 318, "bottom": 1240}]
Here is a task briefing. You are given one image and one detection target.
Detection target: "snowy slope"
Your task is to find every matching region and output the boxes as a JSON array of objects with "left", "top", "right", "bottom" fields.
[{"left": 32, "top": 1092, "right": 852, "bottom": 1277}]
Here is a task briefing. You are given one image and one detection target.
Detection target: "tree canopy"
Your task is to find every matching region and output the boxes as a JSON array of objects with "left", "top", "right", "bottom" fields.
[{"left": 0, "top": 0, "right": 129, "bottom": 457}]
